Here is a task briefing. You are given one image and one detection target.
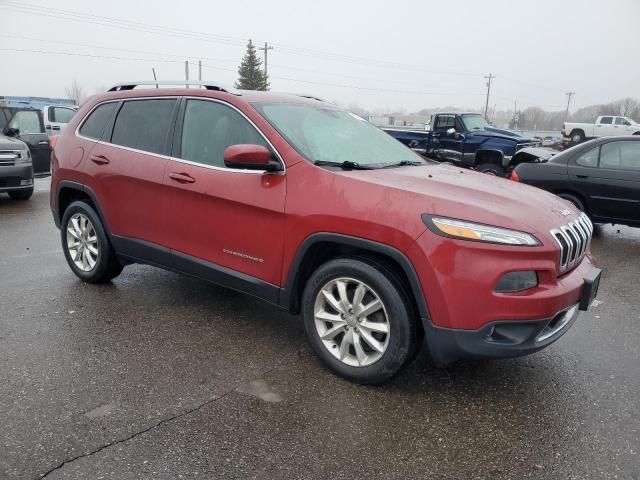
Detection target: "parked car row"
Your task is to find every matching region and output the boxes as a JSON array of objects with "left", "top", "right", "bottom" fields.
[{"left": 47, "top": 81, "right": 601, "bottom": 384}]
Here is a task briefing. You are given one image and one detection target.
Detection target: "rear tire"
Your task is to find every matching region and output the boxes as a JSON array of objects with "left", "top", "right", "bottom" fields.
[
  {"left": 61, "top": 200, "right": 124, "bottom": 283},
  {"left": 475, "top": 163, "right": 506, "bottom": 177},
  {"left": 301, "top": 257, "right": 420, "bottom": 384},
  {"left": 8, "top": 188, "right": 33, "bottom": 200}
]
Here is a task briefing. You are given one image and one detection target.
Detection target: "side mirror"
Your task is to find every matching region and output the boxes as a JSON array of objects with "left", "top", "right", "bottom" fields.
[
  {"left": 3, "top": 127, "right": 20, "bottom": 137},
  {"left": 223, "top": 144, "right": 282, "bottom": 172}
]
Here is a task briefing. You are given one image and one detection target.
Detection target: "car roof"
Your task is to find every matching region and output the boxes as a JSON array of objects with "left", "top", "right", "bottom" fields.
[{"left": 89, "top": 86, "right": 328, "bottom": 107}]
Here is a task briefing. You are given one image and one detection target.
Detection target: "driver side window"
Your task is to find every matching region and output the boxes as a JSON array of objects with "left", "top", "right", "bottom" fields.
[
  {"left": 179, "top": 99, "right": 269, "bottom": 168},
  {"left": 435, "top": 115, "right": 455, "bottom": 133}
]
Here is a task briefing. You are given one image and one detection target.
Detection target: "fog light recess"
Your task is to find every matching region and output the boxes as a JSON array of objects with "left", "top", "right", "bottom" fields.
[{"left": 495, "top": 271, "right": 538, "bottom": 293}]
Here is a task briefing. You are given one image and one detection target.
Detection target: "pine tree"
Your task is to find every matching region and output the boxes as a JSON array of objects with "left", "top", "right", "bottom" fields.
[{"left": 234, "top": 40, "right": 269, "bottom": 91}]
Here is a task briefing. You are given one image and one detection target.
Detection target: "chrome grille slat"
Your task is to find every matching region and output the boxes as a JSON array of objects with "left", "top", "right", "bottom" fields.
[{"left": 551, "top": 213, "right": 592, "bottom": 273}]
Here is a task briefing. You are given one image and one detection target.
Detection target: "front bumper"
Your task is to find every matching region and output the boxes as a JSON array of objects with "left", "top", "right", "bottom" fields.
[
  {"left": 0, "top": 164, "right": 34, "bottom": 192},
  {"left": 424, "top": 303, "right": 580, "bottom": 365}
]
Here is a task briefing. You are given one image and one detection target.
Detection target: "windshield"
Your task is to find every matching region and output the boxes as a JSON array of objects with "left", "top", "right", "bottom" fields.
[
  {"left": 252, "top": 103, "right": 424, "bottom": 167},
  {"left": 461, "top": 114, "right": 490, "bottom": 131}
]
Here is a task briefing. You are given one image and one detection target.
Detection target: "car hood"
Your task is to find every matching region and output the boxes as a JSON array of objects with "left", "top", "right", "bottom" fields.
[
  {"left": 473, "top": 127, "right": 536, "bottom": 143},
  {"left": 0, "top": 134, "right": 27, "bottom": 150},
  {"left": 340, "top": 163, "right": 577, "bottom": 234}
]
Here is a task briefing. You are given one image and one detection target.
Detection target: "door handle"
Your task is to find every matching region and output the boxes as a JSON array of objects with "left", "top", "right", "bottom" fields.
[
  {"left": 168, "top": 172, "right": 196, "bottom": 184},
  {"left": 90, "top": 154, "right": 110, "bottom": 165},
  {"left": 45, "top": 125, "right": 52, "bottom": 129},
  {"left": 52, "top": 126, "right": 61, "bottom": 131},
  {"left": 38, "top": 140, "right": 49, "bottom": 145},
  {"left": 576, "top": 174, "right": 589, "bottom": 179}
]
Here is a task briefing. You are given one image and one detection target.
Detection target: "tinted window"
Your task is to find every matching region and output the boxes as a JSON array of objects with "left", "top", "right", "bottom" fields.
[
  {"left": 180, "top": 99, "right": 267, "bottom": 168},
  {"left": 111, "top": 99, "right": 176, "bottom": 155},
  {"left": 600, "top": 117, "right": 613, "bottom": 125},
  {"left": 8, "top": 110, "right": 42, "bottom": 134},
  {"left": 600, "top": 141, "right": 640, "bottom": 171},
  {"left": 614, "top": 117, "right": 630, "bottom": 126},
  {"left": 79, "top": 102, "right": 117, "bottom": 140},
  {"left": 575, "top": 146, "right": 599, "bottom": 167},
  {"left": 53, "top": 107, "right": 76, "bottom": 123}
]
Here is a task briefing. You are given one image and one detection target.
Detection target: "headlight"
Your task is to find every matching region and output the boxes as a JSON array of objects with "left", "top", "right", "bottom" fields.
[
  {"left": 16, "top": 149, "right": 31, "bottom": 163},
  {"left": 423, "top": 215, "right": 540, "bottom": 246}
]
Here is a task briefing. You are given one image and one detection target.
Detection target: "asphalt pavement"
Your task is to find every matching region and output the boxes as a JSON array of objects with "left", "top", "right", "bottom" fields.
[{"left": 1, "top": 179, "right": 639, "bottom": 480}]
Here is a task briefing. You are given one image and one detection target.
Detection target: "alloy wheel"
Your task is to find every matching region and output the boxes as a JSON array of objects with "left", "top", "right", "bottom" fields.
[
  {"left": 66, "top": 213, "right": 99, "bottom": 272},
  {"left": 313, "top": 277, "right": 390, "bottom": 367}
]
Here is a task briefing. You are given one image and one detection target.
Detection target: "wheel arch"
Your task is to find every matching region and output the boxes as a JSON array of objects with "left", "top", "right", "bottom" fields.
[
  {"left": 279, "top": 233, "right": 431, "bottom": 322},
  {"left": 57, "top": 181, "right": 111, "bottom": 233},
  {"left": 474, "top": 149, "right": 504, "bottom": 167},
  {"left": 553, "top": 189, "right": 590, "bottom": 214}
]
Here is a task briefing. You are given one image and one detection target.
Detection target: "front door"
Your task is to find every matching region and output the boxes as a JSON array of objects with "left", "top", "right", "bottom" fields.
[
  {"left": 596, "top": 116, "right": 614, "bottom": 137},
  {"left": 570, "top": 140, "right": 640, "bottom": 223},
  {"left": 163, "top": 98, "right": 286, "bottom": 287},
  {"left": 7, "top": 109, "right": 51, "bottom": 175},
  {"left": 431, "top": 115, "right": 464, "bottom": 164}
]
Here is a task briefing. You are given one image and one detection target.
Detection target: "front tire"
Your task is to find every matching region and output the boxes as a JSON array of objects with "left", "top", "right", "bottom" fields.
[
  {"left": 8, "top": 188, "right": 33, "bottom": 200},
  {"left": 475, "top": 163, "right": 506, "bottom": 177},
  {"left": 301, "top": 258, "right": 420, "bottom": 384},
  {"left": 61, "top": 201, "right": 123, "bottom": 283}
]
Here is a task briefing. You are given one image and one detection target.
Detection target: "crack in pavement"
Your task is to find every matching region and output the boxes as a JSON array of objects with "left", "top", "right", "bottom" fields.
[
  {"left": 36, "top": 330, "right": 307, "bottom": 479},
  {"left": 38, "top": 364, "right": 280, "bottom": 479}
]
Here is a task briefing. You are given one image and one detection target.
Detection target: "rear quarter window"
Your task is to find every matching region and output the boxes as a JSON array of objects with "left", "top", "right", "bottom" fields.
[{"left": 79, "top": 102, "right": 118, "bottom": 140}]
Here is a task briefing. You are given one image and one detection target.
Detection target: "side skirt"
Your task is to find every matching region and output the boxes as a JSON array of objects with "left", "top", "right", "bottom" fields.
[{"left": 111, "top": 235, "right": 281, "bottom": 307}]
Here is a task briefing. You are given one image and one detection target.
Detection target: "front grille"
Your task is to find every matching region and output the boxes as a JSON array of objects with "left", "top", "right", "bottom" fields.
[
  {"left": 550, "top": 213, "right": 593, "bottom": 273},
  {"left": 0, "top": 150, "right": 20, "bottom": 166}
]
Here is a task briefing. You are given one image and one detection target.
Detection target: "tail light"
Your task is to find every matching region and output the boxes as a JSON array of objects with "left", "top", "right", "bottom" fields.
[
  {"left": 49, "top": 135, "right": 59, "bottom": 149},
  {"left": 510, "top": 170, "right": 520, "bottom": 182}
]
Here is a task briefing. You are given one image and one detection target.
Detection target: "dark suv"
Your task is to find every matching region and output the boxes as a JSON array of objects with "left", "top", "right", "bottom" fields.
[{"left": 50, "top": 81, "right": 601, "bottom": 384}]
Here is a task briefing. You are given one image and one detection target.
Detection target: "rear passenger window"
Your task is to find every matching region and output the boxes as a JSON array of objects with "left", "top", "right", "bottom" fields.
[
  {"left": 600, "top": 117, "right": 613, "bottom": 125},
  {"left": 79, "top": 102, "right": 117, "bottom": 140},
  {"left": 179, "top": 99, "right": 268, "bottom": 168},
  {"left": 111, "top": 99, "right": 176, "bottom": 155}
]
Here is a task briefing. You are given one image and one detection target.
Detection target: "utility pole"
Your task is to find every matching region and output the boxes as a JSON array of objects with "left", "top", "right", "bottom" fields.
[
  {"left": 152, "top": 67, "right": 158, "bottom": 88},
  {"left": 185, "top": 60, "right": 189, "bottom": 88},
  {"left": 564, "top": 91, "right": 575, "bottom": 121},
  {"left": 198, "top": 60, "right": 202, "bottom": 81},
  {"left": 484, "top": 73, "right": 495, "bottom": 121},
  {"left": 260, "top": 42, "right": 274, "bottom": 76}
]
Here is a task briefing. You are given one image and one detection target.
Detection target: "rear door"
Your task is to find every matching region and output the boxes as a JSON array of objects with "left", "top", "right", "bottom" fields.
[
  {"left": 83, "top": 98, "right": 178, "bottom": 246},
  {"left": 569, "top": 140, "right": 640, "bottom": 222},
  {"left": 45, "top": 106, "right": 77, "bottom": 135},
  {"left": 163, "top": 97, "right": 286, "bottom": 286},
  {"left": 7, "top": 109, "right": 51, "bottom": 175}
]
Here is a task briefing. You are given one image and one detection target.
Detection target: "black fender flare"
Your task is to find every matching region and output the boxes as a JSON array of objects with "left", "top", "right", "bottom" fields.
[
  {"left": 278, "top": 232, "right": 431, "bottom": 321},
  {"left": 55, "top": 180, "right": 111, "bottom": 233}
]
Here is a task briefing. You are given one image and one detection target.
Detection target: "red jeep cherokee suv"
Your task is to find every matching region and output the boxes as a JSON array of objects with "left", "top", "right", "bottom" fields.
[{"left": 50, "top": 81, "right": 601, "bottom": 384}]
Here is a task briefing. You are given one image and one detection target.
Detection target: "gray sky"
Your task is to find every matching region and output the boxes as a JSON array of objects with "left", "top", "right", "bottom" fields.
[{"left": 1, "top": 0, "right": 639, "bottom": 113}]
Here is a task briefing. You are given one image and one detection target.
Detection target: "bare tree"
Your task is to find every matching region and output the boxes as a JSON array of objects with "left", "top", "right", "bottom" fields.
[{"left": 64, "top": 80, "right": 86, "bottom": 106}]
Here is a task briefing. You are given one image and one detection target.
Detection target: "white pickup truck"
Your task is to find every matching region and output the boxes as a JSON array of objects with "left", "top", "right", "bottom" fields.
[{"left": 562, "top": 115, "right": 640, "bottom": 143}]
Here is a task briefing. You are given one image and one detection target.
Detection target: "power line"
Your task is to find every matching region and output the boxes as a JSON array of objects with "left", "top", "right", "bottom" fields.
[{"left": 0, "top": 47, "right": 488, "bottom": 98}]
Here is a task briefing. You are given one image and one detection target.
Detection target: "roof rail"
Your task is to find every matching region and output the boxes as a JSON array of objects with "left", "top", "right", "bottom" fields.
[{"left": 107, "top": 80, "right": 235, "bottom": 92}]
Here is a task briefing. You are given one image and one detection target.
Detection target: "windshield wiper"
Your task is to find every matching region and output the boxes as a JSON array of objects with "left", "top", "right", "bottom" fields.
[
  {"left": 381, "top": 160, "right": 427, "bottom": 168},
  {"left": 314, "top": 160, "right": 376, "bottom": 170}
]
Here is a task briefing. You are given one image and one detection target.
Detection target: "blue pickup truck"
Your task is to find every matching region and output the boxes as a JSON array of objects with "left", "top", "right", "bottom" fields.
[{"left": 383, "top": 112, "right": 540, "bottom": 176}]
